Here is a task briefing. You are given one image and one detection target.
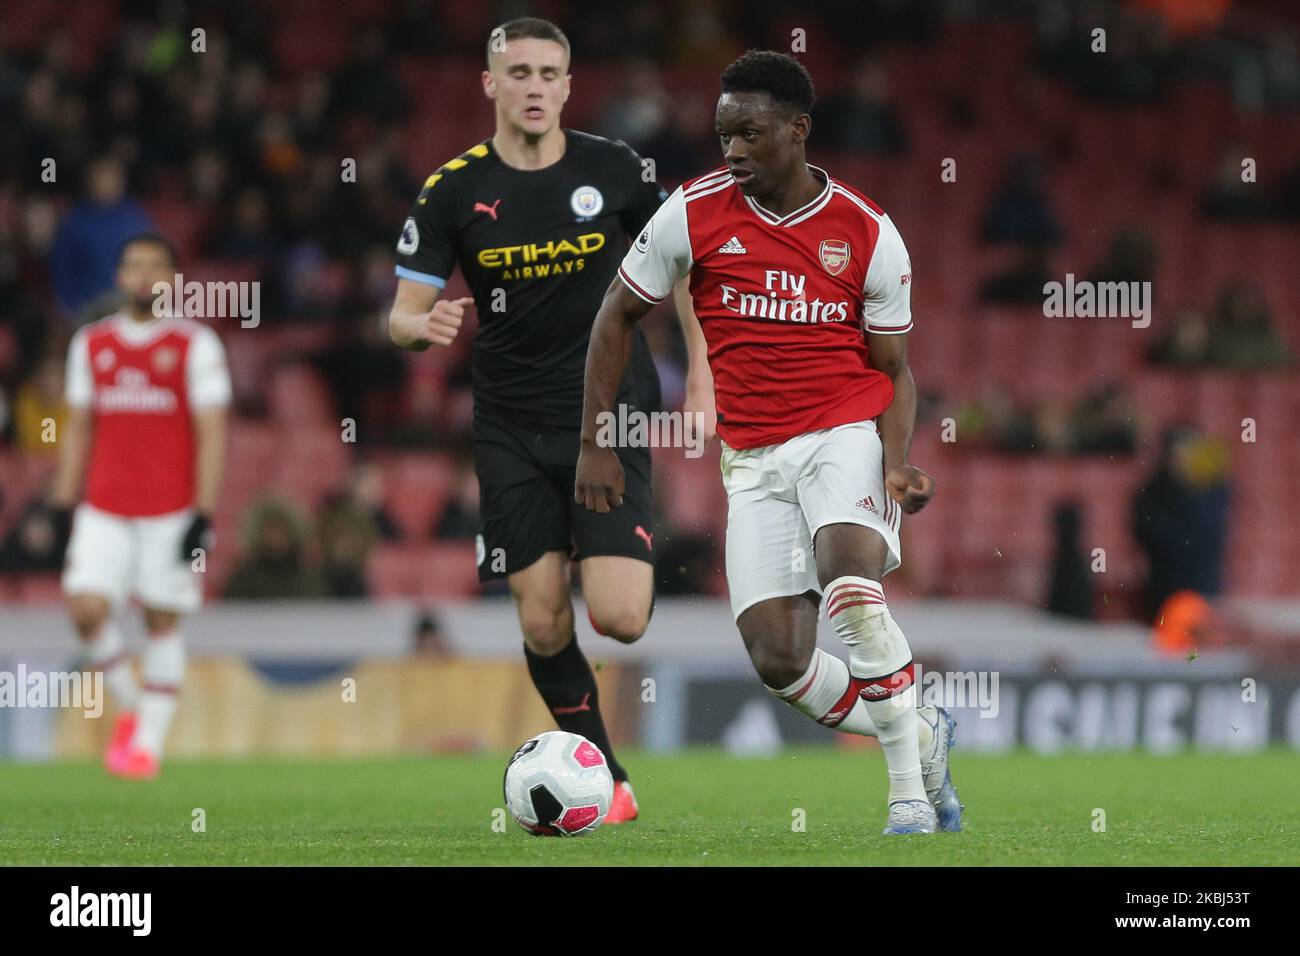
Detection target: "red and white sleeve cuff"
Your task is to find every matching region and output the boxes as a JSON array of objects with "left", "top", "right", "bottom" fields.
[
  {"left": 618, "top": 266, "right": 667, "bottom": 305},
  {"left": 865, "top": 320, "right": 913, "bottom": 334}
]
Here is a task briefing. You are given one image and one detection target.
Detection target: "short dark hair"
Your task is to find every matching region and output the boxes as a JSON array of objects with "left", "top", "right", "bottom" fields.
[
  {"left": 117, "top": 232, "right": 178, "bottom": 269},
  {"left": 487, "top": 17, "right": 571, "bottom": 65},
  {"left": 720, "top": 50, "right": 816, "bottom": 115}
]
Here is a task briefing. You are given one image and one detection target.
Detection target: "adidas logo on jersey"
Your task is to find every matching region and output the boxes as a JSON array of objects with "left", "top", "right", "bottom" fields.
[{"left": 718, "top": 236, "right": 747, "bottom": 254}]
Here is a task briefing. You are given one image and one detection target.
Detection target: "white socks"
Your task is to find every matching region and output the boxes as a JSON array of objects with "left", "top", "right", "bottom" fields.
[
  {"left": 87, "top": 622, "right": 139, "bottom": 712},
  {"left": 769, "top": 648, "right": 878, "bottom": 734},
  {"left": 769, "top": 647, "right": 936, "bottom": 753},
  {"left": 133, "top": 630, "right": 185, "bottom": 757},
  {"left": 767, "top": 576, "right": 926, "bottom": 804},
  {"left": 824, "top": 576, "right": 925, "bottom": 803},
  {"left": 825, "top": 577, "right": 909, "bottom": 680}
]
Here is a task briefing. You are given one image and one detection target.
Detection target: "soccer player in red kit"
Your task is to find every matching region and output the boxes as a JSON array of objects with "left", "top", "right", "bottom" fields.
[
  {"left": 49, "top": 233, "right": 230, "bottom": 780},
  {"left": 576, "top": 52, "right": 962, "bottom": 833}
]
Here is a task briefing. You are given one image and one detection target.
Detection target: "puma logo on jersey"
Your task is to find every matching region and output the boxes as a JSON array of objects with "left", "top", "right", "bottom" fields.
[
  {"left": 718, "top": 236, "right": 747, "bottom": 254},
  {"left": 474, "top": 199, "right": 502, "bottom": 220},
  {"left": 635, "top": 525, "right": 654, "bottom": 551}
]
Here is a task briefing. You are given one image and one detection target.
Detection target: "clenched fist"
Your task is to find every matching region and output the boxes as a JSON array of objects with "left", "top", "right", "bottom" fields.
[
  {"left": 885, "top": 463, "right": 936, "bottom": 515},
  {"left": 392, "top": 296, "right": 473, "bottom": 350}
]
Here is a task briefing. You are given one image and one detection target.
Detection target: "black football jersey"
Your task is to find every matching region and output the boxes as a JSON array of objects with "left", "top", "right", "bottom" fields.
[{"left": 395, "top": 130, "right": 667, "bottom": 424}]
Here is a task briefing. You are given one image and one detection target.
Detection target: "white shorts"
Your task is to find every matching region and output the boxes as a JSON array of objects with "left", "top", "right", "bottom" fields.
[
  {"left": 61, "top": 503, "right": 203, "bottom": 613},
  {"left": 721, "top": 419, "right": 902, "bottom": 621}
]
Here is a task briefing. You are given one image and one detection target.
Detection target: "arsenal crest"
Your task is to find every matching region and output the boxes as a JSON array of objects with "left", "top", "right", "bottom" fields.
[
  {"left": 819, "top": 239, "right": 851, "bottom": 276},
  {"left": 152, "top": 346, "right": 179, "bottom": 374}
]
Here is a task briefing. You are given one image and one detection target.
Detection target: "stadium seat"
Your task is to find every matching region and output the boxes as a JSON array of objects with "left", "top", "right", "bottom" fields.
[{"left": 381, "top": 453, "right": 459, "bottom": 540}]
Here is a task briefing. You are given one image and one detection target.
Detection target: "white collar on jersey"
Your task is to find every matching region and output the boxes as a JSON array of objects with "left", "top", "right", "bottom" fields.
[
  {"left": 743, "top": 164, "right": 834, "bottom": 227},
  {"left": 111, "top": 311, "right": 175, "bottom": 346}
]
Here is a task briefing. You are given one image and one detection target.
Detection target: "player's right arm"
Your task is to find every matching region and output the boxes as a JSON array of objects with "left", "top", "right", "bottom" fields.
[
  {"left": 576, "top": 280, "right": 658, "bottom": 512},
  {"left": 388, "top": 171, "right": 471, "bottom": 350},
  {"left": 674, "top": 278, "right": 716, "bottom": 449},
  {"left": 387, "top": 279, "right": 472, "bottom": 351},
  {"left": 49, "top": 408, "right": 91, "bottom": 510},
  {"left": 49, "top": 329, "right": 93, "bottom": 512},
  {"left": 577, "top": 186, "right": 693, "bottom": 512}
]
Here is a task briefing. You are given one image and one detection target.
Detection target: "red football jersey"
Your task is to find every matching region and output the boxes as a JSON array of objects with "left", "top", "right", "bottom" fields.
[
  {"left": 618, "top": 165, "right": 912, "bottom": 449},
  {"left": 66, "top": 314, "right": 231, "bottom": 516}
]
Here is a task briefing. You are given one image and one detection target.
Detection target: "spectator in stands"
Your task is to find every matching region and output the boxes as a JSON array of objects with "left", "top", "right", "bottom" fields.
[
  {"left": 313, "top": 310, "right": 408, "bottom": 443},
  {"left": 1040, "top": 7, "right": 1169, "bottom": 104},
  {"left": 325, "top": 462, "right": 400, "bottom": 542},
  {"left": 978, "top": 243, "right": 1054, "bottom": 304},
  {"left": 330, "top": 27, "right": 411, "bottom": 123},
  {"left": 412, "top": 610, "right": 453, "bottom": 658},
  {"left": 1151, "top": 589, "right": 1215, "bottom": 657},
  {"left": 953, "top": 383, "right": 1035, "bottom": 450},
  {"left": 596, "top": 61, "right": 708, "bottom": 186},
  {"left": 1148, "top": 306, "right": 1212, "bottom": 366},
  {"left": 0, "top": 229, "right": 52, "bottom": 385},
  {"left": 1132, "top": 426, "right": 1231, "bottom": 621},
  {"left": 1025, "top": 398, "right": 1073, "bottom": 454},
  {"left": 48, "top": 156, "right": 152, "bottom": 320},
  {"left": 9, "top": 352, "right": 66, "bottom": 453},
  {"left": 435, "top": 454, "right": 481, "bottom": 540},
  {"left": 1045, "top": 501, "right": 1094, "bottom": 619},
  {"left": 818, "top": 57, "right": 909, "bottom": 155},
  {"left": 223, "top": 498, "right": 325, "bottom": 600},
  {"left": 980, "top": 155, "right": 1062, "bottom": 247},
  {"left": 213, "top": 188, "right": 279, "bottom": 260},
  {"left": 1088, "top": 225, "right": 1159, "bottom": 285},
  {"left": 1070, "top": 382, "right": 1138, "bottom": 455},
  {"left": 1206, "top": 280, "right": 1293, "bottom": 369},
  {"left": 599, "top": 60, "right": 672, "bottom": 151},
  {"left": 317, "top": 496, "right": 377, "bottom": 598},
  {"left": 1202, "top": 144, "right": 1275, "bottom": 221},
  {"left": 0, "top": 502, "right": 66, "bottom": 573}
]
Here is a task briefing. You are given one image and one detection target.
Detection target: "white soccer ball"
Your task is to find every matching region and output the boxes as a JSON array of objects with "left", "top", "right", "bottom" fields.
[{"left": 503, "top": 731, "right": 614, "bottom": 836}]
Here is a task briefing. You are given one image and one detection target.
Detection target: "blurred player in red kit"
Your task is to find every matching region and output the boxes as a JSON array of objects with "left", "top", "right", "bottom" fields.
[
  {"left": 577, "top": 52, "right": 962, "bottom": 834},
  {"left": 49, "top": 233, "right": 230, "bottom": 780}
]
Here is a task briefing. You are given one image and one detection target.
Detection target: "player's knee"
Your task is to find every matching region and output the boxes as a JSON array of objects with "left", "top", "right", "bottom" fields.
[
  {"left": 143, "top": 607, "right": 181, "bottom": 635},
  {"left": 589, "top": 606, "right": 649, "bottom": 645},
  {"left": 746, "top": 641, "right": 807, "bottom": 690},
  {"left": 518, "top": 602, "right": 573, "bottom": 654},
  {"left": 67, "top": 595, "right": 110, "bottom": 640}
]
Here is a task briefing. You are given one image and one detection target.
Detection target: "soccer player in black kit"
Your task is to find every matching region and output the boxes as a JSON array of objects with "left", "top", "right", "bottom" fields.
[{"left": 388, "top": 18, "right": 707, "bottom": 823}]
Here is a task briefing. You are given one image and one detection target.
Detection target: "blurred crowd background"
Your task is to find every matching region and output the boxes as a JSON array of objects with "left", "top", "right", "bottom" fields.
[{"left": 0, "top": 0, "right": 1298, "bottom": 647}]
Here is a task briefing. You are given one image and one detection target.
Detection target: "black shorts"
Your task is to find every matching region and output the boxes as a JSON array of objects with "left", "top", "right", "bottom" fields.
[{"left": 472, "top": 408, "right": 655, "bottom": 582}]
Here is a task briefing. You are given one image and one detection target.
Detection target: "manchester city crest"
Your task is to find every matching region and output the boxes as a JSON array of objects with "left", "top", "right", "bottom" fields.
[{"left": 570, "top": 185, "right": 604, "bottom": 220}]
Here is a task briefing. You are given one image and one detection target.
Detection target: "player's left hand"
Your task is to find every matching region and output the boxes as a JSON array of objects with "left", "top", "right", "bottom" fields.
[
  {"left": 575, "top": 445, "right": 625, "bottom": 514},
  {"left": 180, "top": 513, "right": 214, "bottom": 563},
  {"left": 885, "top": 464, "right": 936, "bottom": 515}
]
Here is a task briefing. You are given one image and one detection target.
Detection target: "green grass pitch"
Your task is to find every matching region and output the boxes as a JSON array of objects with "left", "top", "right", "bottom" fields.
[{"left": 1, "top": 750, "right": 1296, "bottom": 865}]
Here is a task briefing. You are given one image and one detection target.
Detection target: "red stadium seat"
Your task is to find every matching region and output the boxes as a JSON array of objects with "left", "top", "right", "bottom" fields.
[
  {"left": 267, "top": 363, "right": 335, "bottom": 425},
  {"left": 368, "top": 542, "right": 480, "bottom": 598},
  {"left": 382, "top": 453, "right": 459, "bottom": 540}
]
